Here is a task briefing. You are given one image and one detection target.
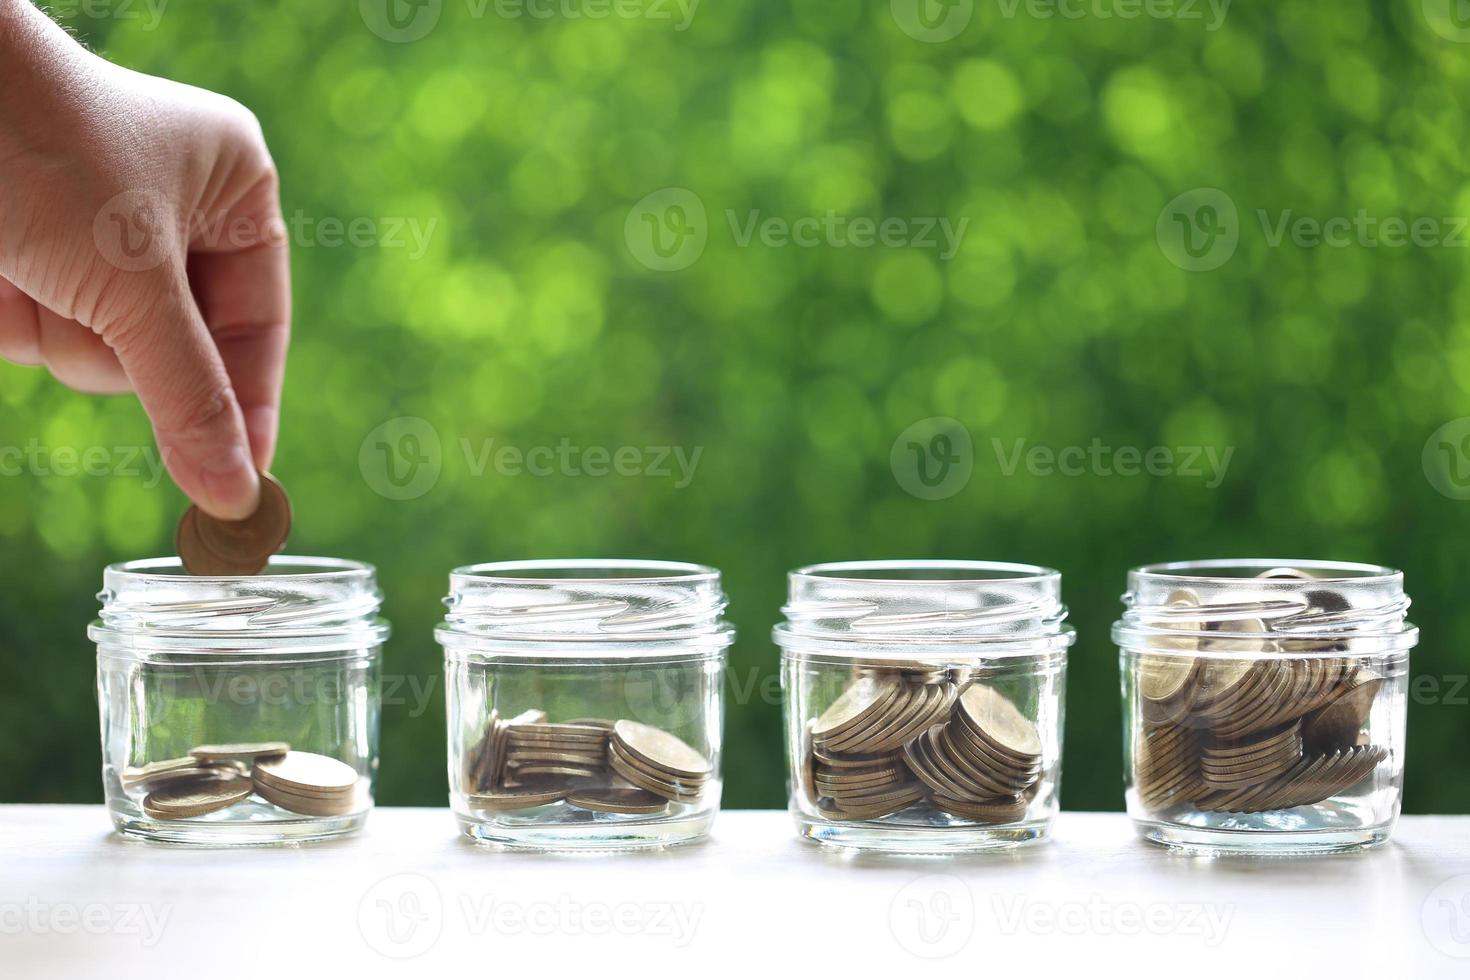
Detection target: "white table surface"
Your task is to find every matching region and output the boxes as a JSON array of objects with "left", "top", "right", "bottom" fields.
[{"left": 2, "top": 806, "right": 1468, "bottom": 978}]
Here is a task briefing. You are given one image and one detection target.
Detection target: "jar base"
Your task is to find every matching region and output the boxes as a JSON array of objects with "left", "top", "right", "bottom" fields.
[
  {"left": 795, "top": 814, "right": 1052, "bottom": 854},
  {"left": 111, "top": 808, "right": 369, "bottom": 846},
  {"left": 455, "top": 810, "right": 715, "bottom": 852},
  {"left": 1132, "top": 818, "right": 1393, "bottom": 856}
]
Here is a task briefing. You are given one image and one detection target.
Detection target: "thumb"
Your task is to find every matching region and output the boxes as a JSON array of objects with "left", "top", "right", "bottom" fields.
[{"left": 104, "top": 271, "right": 261, "bottom": 521}]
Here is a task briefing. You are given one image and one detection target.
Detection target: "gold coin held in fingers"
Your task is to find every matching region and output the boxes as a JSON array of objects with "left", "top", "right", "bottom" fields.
[{"left": 177, "top": 471, "right": 292, "bottom": 576}]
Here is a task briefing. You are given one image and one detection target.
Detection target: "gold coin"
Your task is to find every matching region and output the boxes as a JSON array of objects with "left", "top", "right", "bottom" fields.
[
  {"left": 823, "top": 683, "right": 920, "bottom": 754},
  {"left": 505, "top": 763, "right": 602, "bottom": 779},
  {"left": 468, "top": 788, "right": 568, "bottom": 812},
  {"left": 611, "top": 720, "right": 711, "bottom": 780},
  {"left": 253, "top": 751, "right": 358, "bottom": 796},
  {"left": 1139, "top": 655, "right": 1197, "bottom": 703},
  {"left": 177, "top": 471, "right": 292, "bottom": 576},
  {"left": 811, "top": 675, "right": 903, "bottom": 742},
  {"left": 506, "top": 749, "right": 606, "bottom": 764},
  {"left": 464, "top": 711, "right": 501, "bottom": 792},
  {"left": 868, "top": 683, "right": 955, "bottom": 754},
  {"left": 607, "top": 745, "right": 703, "bottom": 802},
  {"left": 124, "top": 761, "right": 246, "bottom": 791},
  {"left": 190, "top": 742, "right": 289, "bottom": 764},
  {"left": 1191, "top": 657, "right": 1265, "bottom": 713},
  {"left": 143, "top": 772, "right": 254, "bottom": 819},
  {"left": 607, "top": 740, "right": 706, "bottom": 787},
  {"left": 931, "top": 794, "right": 1028, "bottom": 824},
  {"left": 122, "top": 757, "right": 212, "bottom": 788},
  {"left": 255, "top": 780, "right": 361, "bottom": 816},
  {"left": 954, "top": 684, "right": 1042, "bottom": 760},
  {"left": 510, "top": 723, "right": 611, "bottom": 740},
  {"left": 1303, "top": 677, "right": 1383, "bottom": 750},
  {"left": 567, "top": 787, "right": 670, "bottom": 814}
]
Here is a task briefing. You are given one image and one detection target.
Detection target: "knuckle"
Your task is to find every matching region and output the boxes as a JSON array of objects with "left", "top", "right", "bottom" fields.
[
  {"left": 156, "top": 380, "right": 235, "bottom": 442},
  {"left": 87, "top": 269, "right": 174, "bottom": 341},
  {"left": 216, "top": 96, "right": 270, "bottom": 153}
]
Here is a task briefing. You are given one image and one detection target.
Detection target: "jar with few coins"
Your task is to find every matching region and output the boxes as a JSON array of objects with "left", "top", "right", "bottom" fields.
[
  {"left": 1115, "top": 559, "right": 1416, "bottom": 855},
  {"left": 91, "top": 557, "right": 389, "bottom": 844},
  {"left": 438, "top": 560, "right": 732, "bottom": 850},
  {"left": 776, "top": 561, "right": 1073, "bottom": 853}
]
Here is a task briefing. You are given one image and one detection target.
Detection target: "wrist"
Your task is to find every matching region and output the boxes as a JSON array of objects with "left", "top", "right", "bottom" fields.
[{"left": 0, "top": 3, "right": 97, "bottom": 157}]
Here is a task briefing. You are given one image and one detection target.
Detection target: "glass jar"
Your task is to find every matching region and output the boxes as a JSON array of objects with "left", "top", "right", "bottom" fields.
[
  {"left": 776, "top": 560, "right": 1072, "bottom": 853},
  {"left": 91, "top": 557, "right": 389, "bottom": 845},
  {"left": 1114, "top": 559, "right": 1416, "bottom": 855},
  {"left": 438, "top": 560, "right": 732, "bottom": 850}
]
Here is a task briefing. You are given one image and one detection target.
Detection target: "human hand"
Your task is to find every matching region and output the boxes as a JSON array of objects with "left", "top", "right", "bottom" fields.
[{"left": 0, "top": 1, "right": 289, "bottom": 519}]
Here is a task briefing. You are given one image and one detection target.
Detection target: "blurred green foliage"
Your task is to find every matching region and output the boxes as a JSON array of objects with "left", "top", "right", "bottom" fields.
[{"left": 3, "top": 0, "right": 1470, "bottom": 815}]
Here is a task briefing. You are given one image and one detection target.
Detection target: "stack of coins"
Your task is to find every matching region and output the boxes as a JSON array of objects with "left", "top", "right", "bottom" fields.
[
  {"left": 503, "top": 721, "right": 610, "bottom": 783},
  {"left": 1134, "top": 723, "right": 1204, "bottom": 810},
  {"left": 608, "top": 720, "right": 713, "bottom": 804},
  {"left": 252, "top": 751, "right": 362, "bottom": 816},
  {"left": 129, "top": 741, "right": 364, "bottom": 820},
  {"left": 903, "top": 684, "right": 1040, "bottom": 824},
  {"left": 128, "top": 753, "right": 254, "bottom": 820},
  {"left": 176, "top": 472, "right": 292, "bottom": 576},
  {"left": 464, "top": 711, "right": 707, "bottom": 817},
  {"left": 800, "top": 667, "right": 1044, "bottom": 826},
  {"left": 1133, "top": 569, "right": 1391, "bottom": 815}
]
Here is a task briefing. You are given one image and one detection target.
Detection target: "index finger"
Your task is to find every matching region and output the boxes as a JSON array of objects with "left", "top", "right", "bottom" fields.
[{"left": 187, "top": 171, "right": 291, "bottom": 470}]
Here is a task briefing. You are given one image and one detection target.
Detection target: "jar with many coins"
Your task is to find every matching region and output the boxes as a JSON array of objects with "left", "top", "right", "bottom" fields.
[
  {"left": 1114, "top": 559, "right": 1416, "bottom": 854},
  {"left": 776, "top": 561, "right": 1073, "bottom": 852},
  {"left": 91, "top": 557, "right": 389, "bottom": 844},
  {"left": 438, "top": 560, "right": 733, "bottom": 850}
]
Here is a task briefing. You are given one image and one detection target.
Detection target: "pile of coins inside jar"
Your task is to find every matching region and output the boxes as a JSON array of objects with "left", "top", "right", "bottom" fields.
[
  {"left": 125, "top": 743, "right": 363, "bottom": 820},
  {"left": 801, "top": 663, "right": 1043, "bottom": 825},
  {"left": 1134, "top": 568, "right": 1388, "bottom": 814},
  {"left": 464, "top": 709, "right": 713, "bottom": 816}
]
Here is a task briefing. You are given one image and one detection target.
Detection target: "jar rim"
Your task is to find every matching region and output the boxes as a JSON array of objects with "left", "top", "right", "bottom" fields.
[
  {"left": 104, "top": 555, "right": 379, "bottom": 584},
  {"left": 776, "top": 559, "right": 1072, "bottom": 655},
  {"left": 1115, "top": 557, "right": 1415, "bottom": 652},
  {"left": 449, "top": 558, "right": 719, "bottom": 585},
  {"left": 439, "top": 558, "right": 732, "bottom": 651},
  {"left": 790, "top": 559, "right": 1061, "bottom": 584},
  {"left": 93, "top": 555, "right": 388, "bottom": 652},
  {"left": 1129, "top": 558, "right": 1401, "bottom": 585}
]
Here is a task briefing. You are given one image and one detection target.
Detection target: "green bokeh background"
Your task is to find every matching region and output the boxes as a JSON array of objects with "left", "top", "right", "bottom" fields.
[{"left": 3, "top": 0, "right": 1470, "bottom": 813}]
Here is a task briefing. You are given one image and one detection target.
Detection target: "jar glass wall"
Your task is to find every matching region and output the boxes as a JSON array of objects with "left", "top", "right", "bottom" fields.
[
  {"left": 92, "top": 557, "right": 389, "bottom": 845},
  {"left": 777, "top": 561, "right": 1072, "bottom": 853},
  {"left": 439, "top": 560, "right": 732, "bottom": 851},
  {"left": 1115, "top": 559, "right": 1415, "bottom": 855}
]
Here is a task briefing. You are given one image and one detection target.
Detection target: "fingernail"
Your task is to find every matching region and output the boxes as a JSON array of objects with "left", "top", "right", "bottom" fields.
[{"left": 199, "top": 446, "right": 260, "bottom": 521}]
